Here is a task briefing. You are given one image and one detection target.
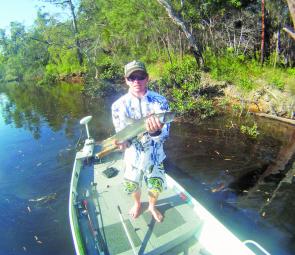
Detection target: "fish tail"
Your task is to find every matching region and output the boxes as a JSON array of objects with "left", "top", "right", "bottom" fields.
[{"left": 95, "top": 143, "right": 117, "bottom": 158}]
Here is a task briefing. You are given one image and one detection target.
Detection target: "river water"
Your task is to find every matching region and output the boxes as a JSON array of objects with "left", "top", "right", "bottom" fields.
[{"left": 0, "top": 83, "right": 294, "bottom": 255}]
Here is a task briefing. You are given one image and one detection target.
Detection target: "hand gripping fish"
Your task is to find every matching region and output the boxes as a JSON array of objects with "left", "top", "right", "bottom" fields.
[{"left": 95, "top": 112, "right": 175, "bottom": 158}]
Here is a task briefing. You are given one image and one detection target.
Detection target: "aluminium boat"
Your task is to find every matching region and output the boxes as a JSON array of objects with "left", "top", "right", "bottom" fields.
[{"left": 69, "top": 116, "right": 270, "bottom": 255}]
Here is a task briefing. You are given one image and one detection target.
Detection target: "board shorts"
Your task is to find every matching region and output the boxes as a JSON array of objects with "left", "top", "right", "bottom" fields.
[{"left": 123, "top": 162, "right": 166, "bottom": 194}]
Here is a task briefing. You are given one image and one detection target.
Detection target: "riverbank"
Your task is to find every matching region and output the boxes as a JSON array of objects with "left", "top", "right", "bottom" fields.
[
  {"left": 199, "top": 72, "right": 295, "bottom": 121},
  {"left": 81, "top": 67, "right": 294, "bottom": 125}
]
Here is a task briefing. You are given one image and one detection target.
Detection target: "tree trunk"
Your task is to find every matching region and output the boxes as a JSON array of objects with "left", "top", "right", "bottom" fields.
[
  {"left": 156, "top": 0, "right": 204, "bottom": 67},
  {"left": 44, "top": 0, "right": 84, "bottom": 65},
  {"left": 161, "top": 36, "right": 173, "bottom": 64},
  {"left": 68, "top": 0, "right": 83, "bottom": 66},
  {"left": 274, "top": 25, "right": 281, "bottom": 68},
  {"left": 261, "top": 0, "right": 265, "bottom": 65},
  {"left": 179, "top": 30, "right": 183, "bottom": 59}
]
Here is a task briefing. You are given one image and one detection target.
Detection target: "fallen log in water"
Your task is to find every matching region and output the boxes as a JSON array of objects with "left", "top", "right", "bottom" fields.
[
  {"left": 258, "top": 129, "right": 295, "bottom": 182},
  {"left": 254, "top": 112, "right": 295, "bottom": 126},
  {"left": 240, "top": 129, "right": 295, "bottom": 204},
  {"left": 259, "top": 160, "right": 295, "bottom": 214}
]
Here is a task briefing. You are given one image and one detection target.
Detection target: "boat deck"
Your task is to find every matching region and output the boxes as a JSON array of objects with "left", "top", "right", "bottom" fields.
[{"left": 75, "top": 152, "right": 206, "bottom": 255}]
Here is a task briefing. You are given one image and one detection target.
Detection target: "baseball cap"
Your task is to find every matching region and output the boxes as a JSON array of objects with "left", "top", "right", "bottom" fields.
[{"left": 124, "top": 60, "right": 147, "bottom": 77}]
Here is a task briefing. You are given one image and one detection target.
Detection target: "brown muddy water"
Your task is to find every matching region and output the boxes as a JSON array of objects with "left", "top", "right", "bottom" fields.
[{"left": 0, "top": 83, "right": 294, "bottom": 255}]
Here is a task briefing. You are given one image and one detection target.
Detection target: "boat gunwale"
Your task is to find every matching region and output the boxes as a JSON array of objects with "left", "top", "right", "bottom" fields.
[
  {"left": 166, "top": 174, "right": 257, "bottom": 255},
  {"left": 69, "top": 156, "right": 87, "bottom": 255}
]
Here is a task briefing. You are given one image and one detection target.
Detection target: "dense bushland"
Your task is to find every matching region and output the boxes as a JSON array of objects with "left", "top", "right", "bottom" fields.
[{"left": 0, "top": 0, "right": 294, "bottom": 117}]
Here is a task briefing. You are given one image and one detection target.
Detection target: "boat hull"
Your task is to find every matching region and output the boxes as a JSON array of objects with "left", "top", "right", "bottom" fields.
[{"left": 69, "top": 148, "right": 262, "bottom": 255}]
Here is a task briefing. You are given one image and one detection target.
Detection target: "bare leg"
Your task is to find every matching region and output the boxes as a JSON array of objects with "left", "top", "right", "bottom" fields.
[
  {"left": 148, "top": 191, "right": 163, "bottom": 223},
  {"left": 129, "top": 190, "right": 141, "bottom": 219}
]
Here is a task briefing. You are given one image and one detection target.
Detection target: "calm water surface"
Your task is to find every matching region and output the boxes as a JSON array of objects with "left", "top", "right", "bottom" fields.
[{"left": 0, "top": 83, "right": 294, "bottom": 255}]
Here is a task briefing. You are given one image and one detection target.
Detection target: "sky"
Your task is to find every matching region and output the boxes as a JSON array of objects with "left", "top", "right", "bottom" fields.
[{"left": 0, "top": 0, "right": 68, "bottom": 30}]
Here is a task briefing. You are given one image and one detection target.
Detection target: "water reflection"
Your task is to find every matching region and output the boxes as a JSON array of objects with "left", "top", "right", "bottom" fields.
[
  {"left": 0, "top": 83, "right": 115, "bottom": 255},
  {"left": 0, "top": 82, "right": 294, "bottom": 254},
  {"left": 0, "top": 83, "right": 87, "bottom": 139}
]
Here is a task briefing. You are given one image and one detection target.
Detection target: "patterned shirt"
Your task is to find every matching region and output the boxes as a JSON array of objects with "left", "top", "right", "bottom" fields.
[{"left": 111, "top": 90, "right": 170, "bottom": 170}]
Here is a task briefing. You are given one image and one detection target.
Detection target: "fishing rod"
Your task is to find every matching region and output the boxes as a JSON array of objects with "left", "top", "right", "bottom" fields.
[
  {"left": 91, "top": 184, "right": 110, "bottom": 255},
  {"left": 117, "top": 205, "right": 137, "bottom": 255},
  {"left": 82, "top": 199, "right": 108, "bottom": 255},
  {"left": 82, "top": 200, "right": 100, "bottom": 252}
]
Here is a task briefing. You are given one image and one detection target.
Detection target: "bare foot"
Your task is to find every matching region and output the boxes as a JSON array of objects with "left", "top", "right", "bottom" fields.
[
  {"left": 129, "top": 204, "right": 141, "bottom": 219},
  {"left": 148, "top": 206, "right": 163, "bottom": 223}
]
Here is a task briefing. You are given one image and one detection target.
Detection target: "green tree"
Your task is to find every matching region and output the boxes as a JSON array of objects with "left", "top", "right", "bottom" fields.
[{"left": 42, "top": 0, "right": 84, "bottom": 65}]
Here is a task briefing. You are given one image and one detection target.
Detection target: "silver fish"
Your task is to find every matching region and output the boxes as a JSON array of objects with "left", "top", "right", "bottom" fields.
[{"left": 96, "top": 112, "right": 175, "bottom": 158}]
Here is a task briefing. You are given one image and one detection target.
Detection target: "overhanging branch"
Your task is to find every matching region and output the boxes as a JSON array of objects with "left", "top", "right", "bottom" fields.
[{"left": 156, "top": 0, "right": 204, "bottom": 66}]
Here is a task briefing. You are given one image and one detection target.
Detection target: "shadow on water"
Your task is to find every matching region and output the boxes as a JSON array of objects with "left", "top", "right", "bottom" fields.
[
  {"left": 166, "top": 115, "right": 295, "bottom": 255},
  {"left": 0, "top": 82, "right": 295, "bottom": 254}
]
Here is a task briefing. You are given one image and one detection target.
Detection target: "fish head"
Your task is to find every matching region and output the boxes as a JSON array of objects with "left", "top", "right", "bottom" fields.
[{"left": 157, "top": 111, "right": 175, "bottom": 124}]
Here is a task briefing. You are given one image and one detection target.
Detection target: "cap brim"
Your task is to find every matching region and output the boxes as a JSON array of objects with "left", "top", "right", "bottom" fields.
[{"left": 125, "top": 68, "right": 147, "bottom": 77}]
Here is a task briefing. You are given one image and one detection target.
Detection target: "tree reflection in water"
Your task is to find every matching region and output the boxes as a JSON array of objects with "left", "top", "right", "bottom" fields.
[{"left": 0, "top": 82, "right": 86, "bottom": 139}]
